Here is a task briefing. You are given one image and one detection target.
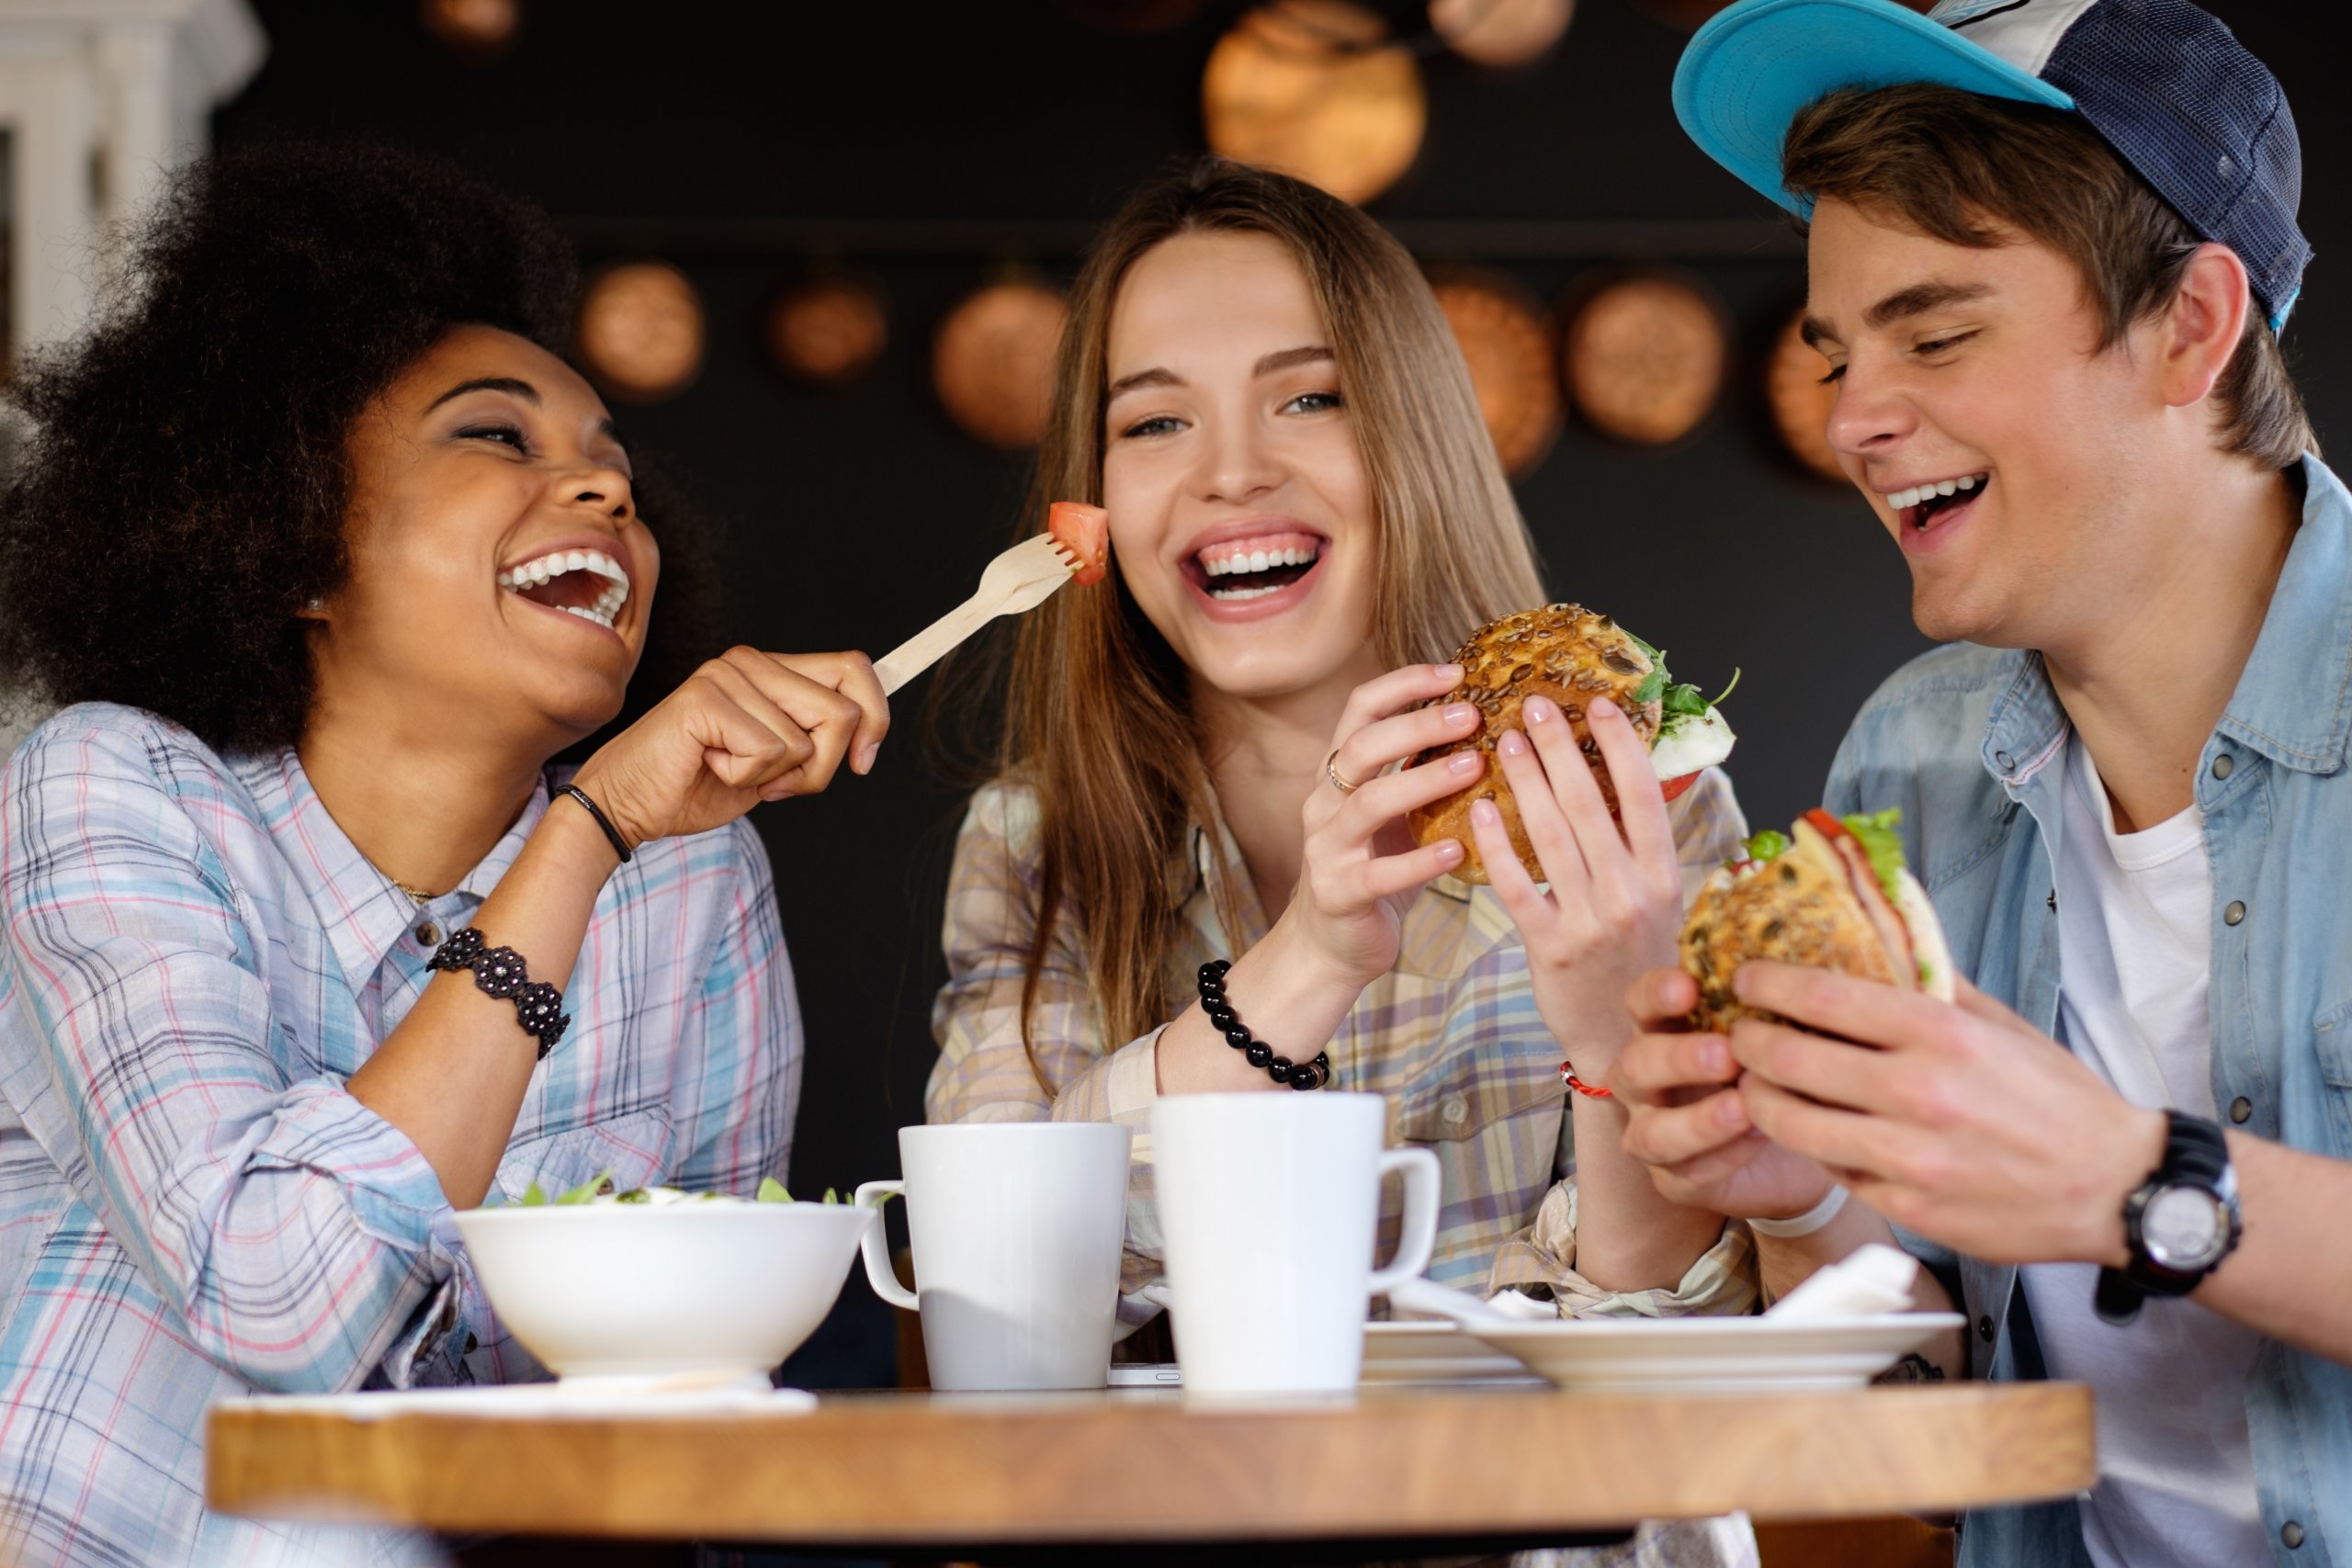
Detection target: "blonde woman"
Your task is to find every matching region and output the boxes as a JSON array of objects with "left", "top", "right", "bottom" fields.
[{"left": 929, "top": 163, "right": 1755, "bottom": 1366}]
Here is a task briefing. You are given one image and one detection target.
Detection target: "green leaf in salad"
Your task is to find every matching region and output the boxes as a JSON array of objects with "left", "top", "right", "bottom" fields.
[
  {"left": 554, "top": 1169, "right": 616, "bottom": 1205},
  {"left": 1737, "top": 828, "right": 1791, "bottom": 864},
  {"left": 499, "top": 1171, "right": 874, "bottom": 1209}
]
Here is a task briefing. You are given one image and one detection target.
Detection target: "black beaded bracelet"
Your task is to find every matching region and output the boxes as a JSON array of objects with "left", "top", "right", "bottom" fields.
[
  {"left": 427, "top": 927, "right": 571, "bottom": 1059},
  {"left": 558, "top": 784, "right": 633, "bottom": 864},
  {"left": 1197, "top": 959, "right": 1330, "bottom": 1090}
]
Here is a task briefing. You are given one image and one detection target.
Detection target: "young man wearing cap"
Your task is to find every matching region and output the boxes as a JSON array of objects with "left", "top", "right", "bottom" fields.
[{"left": 1608, "top": 2, "right": 2351, "bottom": 1564}]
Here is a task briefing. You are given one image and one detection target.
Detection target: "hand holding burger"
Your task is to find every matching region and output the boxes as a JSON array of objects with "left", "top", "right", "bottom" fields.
[{"left": 1407, "top": 604, "right": 1737, "bottom": 884}]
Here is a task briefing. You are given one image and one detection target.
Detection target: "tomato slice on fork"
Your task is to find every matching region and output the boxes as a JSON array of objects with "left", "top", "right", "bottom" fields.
[{"left": 1047, "top": 502, "right": 1110, "bottom": 586}]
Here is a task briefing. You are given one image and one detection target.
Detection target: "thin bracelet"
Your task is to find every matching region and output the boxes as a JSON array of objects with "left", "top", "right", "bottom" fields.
[
  {"left": 1748, "top": 1184, "right": 1851, "bottom": 1238},
  {"left": 558, "top": 784, "right": 633, "bottom": 863},
  {"left": 1560, "top": 1058, "right": 1612, "bottom": 1099}
]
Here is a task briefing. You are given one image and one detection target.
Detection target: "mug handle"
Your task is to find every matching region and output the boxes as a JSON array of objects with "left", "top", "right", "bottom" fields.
[
  {"left": 1365, "top": 1146, "right": 1442, "bottom": 1296},
  {"left": 853, "top": 1179, "right": 918, "bottom": 1311}
]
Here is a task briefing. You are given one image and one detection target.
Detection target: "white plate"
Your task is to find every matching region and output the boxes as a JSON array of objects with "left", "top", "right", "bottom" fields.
[
  {"left": 1464, "top": 1313, "right": 1965, "bottom": 1394},
  {"left": 1361, "top": 1320, "right": 1548, "bottom": 1387}
]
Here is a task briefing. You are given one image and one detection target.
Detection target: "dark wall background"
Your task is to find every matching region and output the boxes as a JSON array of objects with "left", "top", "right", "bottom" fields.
[{"left": 213, "top": 0, "right": 2346, "bottom": 1382}]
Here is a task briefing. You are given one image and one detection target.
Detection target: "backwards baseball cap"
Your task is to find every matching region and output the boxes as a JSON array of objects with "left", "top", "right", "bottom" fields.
[{"left": 1673, "top": 0, "right": 2311, "bottom": 329}]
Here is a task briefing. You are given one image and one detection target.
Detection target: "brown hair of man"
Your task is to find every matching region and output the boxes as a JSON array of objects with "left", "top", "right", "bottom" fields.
[{"left": 1782, "top": 82, "right": 2316, "bottom": 469}]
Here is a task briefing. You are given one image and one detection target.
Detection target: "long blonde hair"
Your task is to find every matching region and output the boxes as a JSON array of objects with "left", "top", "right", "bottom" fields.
[{"left": 1000, "top": 159, "right": 1545, "bottom": 1055}]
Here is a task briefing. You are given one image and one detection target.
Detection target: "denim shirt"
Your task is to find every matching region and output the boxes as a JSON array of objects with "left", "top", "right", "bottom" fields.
[{"left": 1823, "top": 454, "right": 2352, "bottom": 1568}]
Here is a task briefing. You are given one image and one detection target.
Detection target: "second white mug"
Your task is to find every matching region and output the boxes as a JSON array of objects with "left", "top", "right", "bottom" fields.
[{"left": 1148, "top": 1091, "right": 1440, "bottom": 1397}]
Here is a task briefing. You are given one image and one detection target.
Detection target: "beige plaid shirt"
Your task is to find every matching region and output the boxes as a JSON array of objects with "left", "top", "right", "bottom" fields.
[{"left": 927, "top": 770, "right": 1759, "bottom": 1319}]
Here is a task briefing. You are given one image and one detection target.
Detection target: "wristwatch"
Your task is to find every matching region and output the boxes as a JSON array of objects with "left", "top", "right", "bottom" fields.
[{"left": 2094, "top": 1111, "right": 2242, "bottom": 1325}]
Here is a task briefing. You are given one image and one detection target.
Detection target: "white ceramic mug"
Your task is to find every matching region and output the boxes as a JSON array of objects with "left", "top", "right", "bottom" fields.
[
  {"left": 855, "top": 1122, "right": 1132, "bottom": 1392},
  {"left": 1148, "top": 1092, "right": 1441, "bottom": 1397}
]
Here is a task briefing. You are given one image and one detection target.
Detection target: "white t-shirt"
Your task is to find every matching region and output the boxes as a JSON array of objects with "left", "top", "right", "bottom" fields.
[{"left": 2018, "top": 734, "right": 2264, "bottom": 1568}]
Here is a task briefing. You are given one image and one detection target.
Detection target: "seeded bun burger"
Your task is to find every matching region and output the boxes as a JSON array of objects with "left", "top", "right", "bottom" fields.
[
  {"left": 1680, "top": 808, "right": 1957, "bottom": 1033},
  {"left": 1406, "top": 604, "right": 1737, "bottom": 885}
]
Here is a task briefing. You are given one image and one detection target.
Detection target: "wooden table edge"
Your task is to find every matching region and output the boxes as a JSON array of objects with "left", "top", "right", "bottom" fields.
[{"left": 207, "top": 1382, "right": 2096, "bottom": 1546}]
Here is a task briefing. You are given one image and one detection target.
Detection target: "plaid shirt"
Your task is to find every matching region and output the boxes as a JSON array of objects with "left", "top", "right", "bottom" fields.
[
  {"left": 928, "top": 768, "right": 1758, "bottom": 1317},
  {"left": 0, "top": 704, "right": 800, "bottom": 1568}
]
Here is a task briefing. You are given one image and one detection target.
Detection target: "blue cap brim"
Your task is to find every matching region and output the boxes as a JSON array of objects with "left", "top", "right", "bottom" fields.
[{"left": 1674, "top": 0, "right": 2075, "bottom": 217}]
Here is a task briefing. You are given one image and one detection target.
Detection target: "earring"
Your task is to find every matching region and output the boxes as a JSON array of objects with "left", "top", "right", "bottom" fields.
[{"left": 304, "top": 598, "right": 323, "bottom": 613}]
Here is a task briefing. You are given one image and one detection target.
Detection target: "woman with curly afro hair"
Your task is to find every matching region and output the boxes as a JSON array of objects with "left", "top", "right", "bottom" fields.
[{"left": 0, "top": 141, "right": 886, "bottom": 1567}]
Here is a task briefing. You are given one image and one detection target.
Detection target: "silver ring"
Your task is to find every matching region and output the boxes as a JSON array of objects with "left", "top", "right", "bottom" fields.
[{"left": 1325, "top": 749, "right": 1361, "bottom": 795}]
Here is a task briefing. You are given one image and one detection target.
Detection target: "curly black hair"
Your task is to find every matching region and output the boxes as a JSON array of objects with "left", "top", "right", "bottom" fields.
[{"left": 0, "top": 139, "right": 718, "bottom": 755}]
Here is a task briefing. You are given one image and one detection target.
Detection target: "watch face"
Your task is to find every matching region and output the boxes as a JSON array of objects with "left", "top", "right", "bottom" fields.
[{"left": 2143, "top": 1184, "right": 2227, "bottom": 1269}]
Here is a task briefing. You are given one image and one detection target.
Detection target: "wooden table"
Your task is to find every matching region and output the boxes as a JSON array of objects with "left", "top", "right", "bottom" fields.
[{"left": 207, "top": 1383, "right": 2093, "bottom": 1558}]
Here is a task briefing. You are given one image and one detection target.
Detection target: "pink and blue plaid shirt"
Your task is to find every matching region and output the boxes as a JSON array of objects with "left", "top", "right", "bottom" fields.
[{"left": 0, "top": 703, "right": 801, "bottom": 1567}]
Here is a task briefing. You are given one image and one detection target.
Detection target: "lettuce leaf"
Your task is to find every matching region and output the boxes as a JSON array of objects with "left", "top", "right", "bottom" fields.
[
  {"left": 1739, "top": 829, "right": 1790, "bottom": 863},
  {"left": 1838, "top": 808, "right": 1912, "bottom": 904}
]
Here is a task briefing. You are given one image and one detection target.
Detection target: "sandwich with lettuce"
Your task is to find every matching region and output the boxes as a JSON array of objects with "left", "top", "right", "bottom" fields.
[{"left": 1680, "top": 808, "right": 1955, "bottom": 1032}]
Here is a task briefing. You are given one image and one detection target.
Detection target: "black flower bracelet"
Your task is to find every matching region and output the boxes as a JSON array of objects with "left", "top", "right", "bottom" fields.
[
  {"left": 427, "top": 927, "right": 571, "bottom": 1059},
  {"left": 1197, "top": 959, "right": 1330, "bottom": 1090}
]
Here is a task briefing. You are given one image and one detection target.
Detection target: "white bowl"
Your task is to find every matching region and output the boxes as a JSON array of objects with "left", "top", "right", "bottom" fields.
[{"left": 452, "top": 1202, "right": 875, "bottom": 1381}]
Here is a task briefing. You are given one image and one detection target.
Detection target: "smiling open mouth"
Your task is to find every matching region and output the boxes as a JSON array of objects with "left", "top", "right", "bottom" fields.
[
  {"left": 1884, "top": 472, "right": 1989, "bottom": 531},
  {"left": 498, "top": 547, "right": 630, "bottom": 632},
  {"left": 1191, "top": 531, "right": 1324, "bottom": 603}
]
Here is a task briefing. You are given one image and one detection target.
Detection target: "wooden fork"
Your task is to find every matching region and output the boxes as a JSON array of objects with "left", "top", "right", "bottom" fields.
[{"left": 872, "top": 532, "right": 1080, "bottom": 695}]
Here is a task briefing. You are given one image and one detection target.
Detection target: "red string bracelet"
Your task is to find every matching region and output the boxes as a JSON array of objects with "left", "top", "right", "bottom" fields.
[{"left": 1561, "top": 1061, "right": 1613, "bottom": 1099}]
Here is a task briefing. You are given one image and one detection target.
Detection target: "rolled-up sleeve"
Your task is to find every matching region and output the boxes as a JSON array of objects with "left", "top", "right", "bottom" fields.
[
  {"left": 1487, "top": 1180, "right": 1758, "bottom": 1319},
  {"left": 926, "top": 784, "right": 1169, "bottom": 1290},
  {"left": 0, "top": 721, "right": 463, "bottom": 1393}
]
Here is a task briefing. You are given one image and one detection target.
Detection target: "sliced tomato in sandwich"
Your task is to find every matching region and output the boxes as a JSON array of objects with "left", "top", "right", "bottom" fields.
[
  {"left": 1047, "top": 502, "right": 1110, "bottom": 586},
  {"left": 1802, "top": 809, "right": 1921, "bottom": 992},
  {"left": 1659, "top": 773, "right": 1699, "bottom": 804}
]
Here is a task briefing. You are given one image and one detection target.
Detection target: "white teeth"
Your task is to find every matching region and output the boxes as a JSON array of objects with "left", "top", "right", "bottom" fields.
[
  {"left": 1200, "top": 542, "right": 1321, "bottom": 580},
  {"left": 1209, "top": 583, "right": 1283, "bottom": 602},
  {"left": 497, "top": 547, "right": 631, "bottom": 607},
  {"left": 1880, "top": 473, "right": 1987, "bottom": 511},
  {"left": 560, "top": 604, "right": 617, "bottom": 631}
]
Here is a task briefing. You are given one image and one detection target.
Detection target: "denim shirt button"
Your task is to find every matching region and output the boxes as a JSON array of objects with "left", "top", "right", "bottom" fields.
[
  {"left": 1994, "top": 750, "right": 2015, "bottom": 773},
  {"left": 2211, "top": 753, "right": 2234, "bottom": 781},
  {"left": 2230, "top": 1097, "right": 2253, "bottom": 1124},
  {"left": 2224, "top": 900, "right": 2247, "bottom": 927},
  {"left": 2282, "top": 1521, "right": 2305, "bottom": 1550}
]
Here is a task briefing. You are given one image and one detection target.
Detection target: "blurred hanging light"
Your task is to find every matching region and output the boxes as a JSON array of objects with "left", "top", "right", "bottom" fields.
[
  {"left": 1766, "top": 307, "right": 1848, "bottom": 483},
  {"left": 767, "top": 272, "right": 889, "bottom": 386},
  {"left": 933, "top": 280, "right": 1069, "bottom": 449},
  {"left": 1430, "top": 0, "right": 1574, "bottom": 69},
  {"left": 1560, "top": 272, "right": 1728, "bottom": 446},
  {"left": 1202, "top": 1, "right": 1427, "bottom": 206},
  {"left": 419, "top": 0, "right": 523, "bottom": 62},
  {"left": 573, "top": 262, "right": 705, "bottom": 405},
  {"left": 1429, "top": 266, "right": 1562, "bottom": 478}
]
